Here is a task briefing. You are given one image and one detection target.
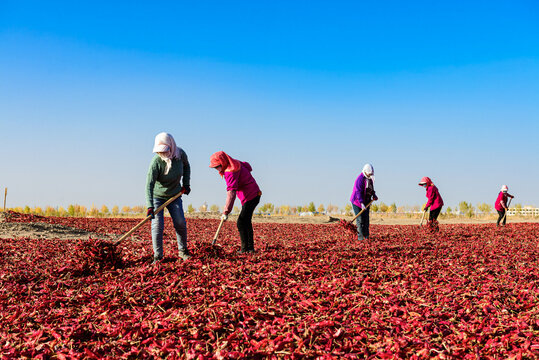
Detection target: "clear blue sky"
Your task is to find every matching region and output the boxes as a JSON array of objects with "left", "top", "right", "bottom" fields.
[{"left": 1, "top": 1, "right": 538, "bottom": 210}]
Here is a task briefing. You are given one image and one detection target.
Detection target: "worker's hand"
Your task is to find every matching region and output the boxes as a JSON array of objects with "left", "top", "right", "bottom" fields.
[
  {"left": 221, "top": 213, "right": 228, "bottom": 221},
  {"left": 360, "top": 203, "right": 366, "bottom": 210},
  {"left": 147, "top": 207, "right": 155, "bottom": 219},
  {"left": 373, "top": 194, "right": 378, "bottom": 201},
  {"left": 181, "top": 185, "right": 191, "bottom": 195},
  {"left": 422, "top": 204, "right": 428, "bottom": 211}
]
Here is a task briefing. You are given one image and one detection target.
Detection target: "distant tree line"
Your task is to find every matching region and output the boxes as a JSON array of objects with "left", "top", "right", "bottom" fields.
[{"left": 5, "top": 201, "right": 532, "bottom": 218}]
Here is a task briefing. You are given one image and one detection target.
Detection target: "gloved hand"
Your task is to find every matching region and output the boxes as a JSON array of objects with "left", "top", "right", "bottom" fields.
[
  {"left": 360, "top": 203, "right": 366, "bottom": 210},
  {"left": 147, "top": 207, "right": 155, "bottom": 219},
  {"left": 422, "top": 204, "right": 428, "bottom": 211},
  {"left": 373, "top": 194, "right": 378, "bottom": 201},
  {"left": 221, "top": 213, "right": 228, "bottom": 221},
  {"left": 182, "top": 185, "right": 191, "bottom": 195}
]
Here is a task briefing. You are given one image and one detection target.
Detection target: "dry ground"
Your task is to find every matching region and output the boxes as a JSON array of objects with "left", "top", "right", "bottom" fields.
[{"left": 0, "top": 212, "right": 102, "bottom": 240}]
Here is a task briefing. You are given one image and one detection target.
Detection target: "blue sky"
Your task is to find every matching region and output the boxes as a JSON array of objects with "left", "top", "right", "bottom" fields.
[{"left": 1, "top": 1, "right": 538, "bottom": 210}]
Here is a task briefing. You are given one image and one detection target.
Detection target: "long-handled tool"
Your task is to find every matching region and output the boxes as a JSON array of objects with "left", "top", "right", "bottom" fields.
[
  {"left": 340, "top": 199, "right": 375, "bottom": 234},
  {"left": 349, "top": 200, "right": 374, "bottom": 224},
  {"left": 419, "top": 209, "right": 427, "bottom": 227},
  {"left": 211, "top": 217, "right": 226, "bottom": 245},
  {"left": 501, "top": 197, "right": 512, "bottom": 225},
  {"left": 113, "top": 189, "right": 185, "bottom": 246}
]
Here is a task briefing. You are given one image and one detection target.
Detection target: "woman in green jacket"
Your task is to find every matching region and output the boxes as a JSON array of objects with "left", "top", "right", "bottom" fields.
[{"left": 146, "top": 132, "right": 191, "bottom": 263}]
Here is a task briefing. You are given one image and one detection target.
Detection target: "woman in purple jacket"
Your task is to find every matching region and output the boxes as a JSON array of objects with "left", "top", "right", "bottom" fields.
[
  {"left": 350, "top": 164, "right": 378, "bottom": 240},
  {"left": 210, "top": 151, "right": 261, "bottom": 253}
]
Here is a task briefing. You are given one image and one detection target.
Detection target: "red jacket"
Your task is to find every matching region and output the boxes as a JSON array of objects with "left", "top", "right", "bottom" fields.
[
  {"left": 223, "top": 162, "right": 261, "bottom": 214},
  {"left": 495, "top": 192, "right": 513, "bottom": 211},
  {"left": 425, "top": 184, "right": 444, "bottom": 211}
]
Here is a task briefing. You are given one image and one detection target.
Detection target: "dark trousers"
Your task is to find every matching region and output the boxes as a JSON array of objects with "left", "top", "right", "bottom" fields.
[
  {"left": 352, "top": 204, "right": 370, "bottom": 240},
  {"left": 237, "top": 195, "right": 260, "bottom": 251},
  {"left": 497, "top": 210, "right": 506, "bottom": 226},
  {"left": 429, "top": 207, "right": 442, "bottom": 222}
]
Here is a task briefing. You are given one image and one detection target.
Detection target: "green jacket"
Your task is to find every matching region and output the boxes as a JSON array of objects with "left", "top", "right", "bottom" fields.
[{"left": 146, "top": 149, "right": 190, "bottom": 208}]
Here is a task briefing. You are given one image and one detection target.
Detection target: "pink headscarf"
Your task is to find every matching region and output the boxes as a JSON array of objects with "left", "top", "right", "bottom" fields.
[{"left": 209, "top": 151, "right": 241, "bottom": 176}]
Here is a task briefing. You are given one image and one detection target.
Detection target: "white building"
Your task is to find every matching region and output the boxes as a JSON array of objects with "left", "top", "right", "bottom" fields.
[{"left": 507, "top": 206, "right": 539, "bottom": 216}]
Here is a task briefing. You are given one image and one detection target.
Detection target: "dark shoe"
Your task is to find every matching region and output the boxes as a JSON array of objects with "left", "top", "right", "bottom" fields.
[
  {"left": 152, "top": 256, "right": 163, "bottom": 264},
  {"left": 247, "top": 249, "right": 256, "bottom": 254},
  {"left": 238, "top": 237, "right": 249, "bottom": 254},
  {"left": 247, "top": 239, "right": 255, "bottom": 252},
  {"left": 237, "top": 249, "right": 248, "bottom": 254},
  {"left": 178, "top": 250, "right": 191, "bottom": 260}
]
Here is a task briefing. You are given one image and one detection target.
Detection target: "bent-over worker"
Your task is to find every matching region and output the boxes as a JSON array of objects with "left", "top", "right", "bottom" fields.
[
  {"left": 418, "top": 176, "right": 444, "bottom": 232},
  {"left": 209, "top": 151, "right": 261, "bottom": 254}
]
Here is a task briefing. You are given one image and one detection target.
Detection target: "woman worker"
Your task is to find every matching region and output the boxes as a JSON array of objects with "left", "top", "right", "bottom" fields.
[
  {"left": 210, "top": 151, "right": 261, "bottom": 253},
  {"left": 146, "top": 132, "right": 191, "bottom": 263},
  {"left": 350, "top": 164, "right": 378, "bottom": 240},
  {"left": 495, "top": 185, "right": 514, "bottom": 226},
  {"left": 418, "top": 176, "right": 444, "bottom": 232}
]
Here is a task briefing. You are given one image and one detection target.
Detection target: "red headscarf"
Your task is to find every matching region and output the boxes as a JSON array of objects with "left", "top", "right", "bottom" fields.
[
  {"left": 418, "top": 176, "right": 433, "bottom": 187},
  {"left": 209, "top": 151, "right": 241, "bottom": 176}
]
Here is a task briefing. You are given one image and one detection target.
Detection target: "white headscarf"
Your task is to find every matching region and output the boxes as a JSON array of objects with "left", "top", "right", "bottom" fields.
[
  {"left": 153, "top": 132, "right": 181, "bottom": 175},
  {"left": 362, "top": 163, "right": 375, "bottom": 183}
]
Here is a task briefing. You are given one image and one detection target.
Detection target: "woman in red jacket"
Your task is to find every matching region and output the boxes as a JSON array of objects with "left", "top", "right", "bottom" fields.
[
  {"left": 210, "top": 151, "right": 261, "bottom": 254},
  {"left": 494, "top": 185, "right": 514, "bottom": 226},
  {"left": 418, "top": 177, "right": 444, "bottom": 232}
]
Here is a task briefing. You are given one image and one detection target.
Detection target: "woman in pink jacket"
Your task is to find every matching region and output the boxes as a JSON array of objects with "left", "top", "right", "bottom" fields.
[
  {"left": 210, "top": 151, "right": 261, "bottom": 253},
  {"left": 418, "top": 177, "right": 444, "bottom": 232},
  {"left": 494, "top": 185, "right": 514, "bottom": 226}
]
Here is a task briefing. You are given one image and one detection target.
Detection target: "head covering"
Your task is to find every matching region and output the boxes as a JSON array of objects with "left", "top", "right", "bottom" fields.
[
  {"left": 153, "top": 132, "right": 181, "bottom": 175},
  {"left": 209, "top": 151, "right": 241, "bottom": 176},
  {"left": 418, "top": 176, "right": 433, "bottom": 186},
  {"left": 362, "top": 163, "right": 375, "bottom": 182},
  {"left": 501, "top": 185, "right": 508, "bottom": 193}
]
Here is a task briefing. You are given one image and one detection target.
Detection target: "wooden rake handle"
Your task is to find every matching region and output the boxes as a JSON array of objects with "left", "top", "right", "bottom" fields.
[
  {"left": 419, "top": 209, "right": 427, "bottom": 227},
  {"left": 502, "top": 197, "right": 513, "bottom": 224},
  {"left": 113, "top": 190, "right": 185, "bottom": 246},
  {"left": 349, "top": 200, "right": 374, "bottom": 224},
  {"left": 211, "top": 217, "right": 226, "bottom": 245}
]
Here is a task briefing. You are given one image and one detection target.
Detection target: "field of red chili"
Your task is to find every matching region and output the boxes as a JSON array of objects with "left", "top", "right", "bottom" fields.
[{"left": 1, "top": 212, "right": 539, "bottom": 359}]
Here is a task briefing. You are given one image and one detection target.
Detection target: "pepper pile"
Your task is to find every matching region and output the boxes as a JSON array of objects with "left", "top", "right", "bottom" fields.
[
  {"left": 75, "top": 238, "right": 124, "bottom": 272},
  {"left": 339, "top": 219, "right": 358, "bottom": 235}
]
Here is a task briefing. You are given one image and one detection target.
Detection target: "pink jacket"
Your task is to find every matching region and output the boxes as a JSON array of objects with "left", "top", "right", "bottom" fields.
[
  {"left": 223, "top": 162, "right": 261, "bottom": 214},
  {"left": 495, "top": 192, "right": 513, "bottom": 211},
  {"left": 425, "top": 184, "right": 444, "bottom": 211}
]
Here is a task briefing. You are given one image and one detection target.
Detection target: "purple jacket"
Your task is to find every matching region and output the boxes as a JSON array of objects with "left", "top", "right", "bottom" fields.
[{"left": 350, "top": 173, "right": 375, "bottom": 207}]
